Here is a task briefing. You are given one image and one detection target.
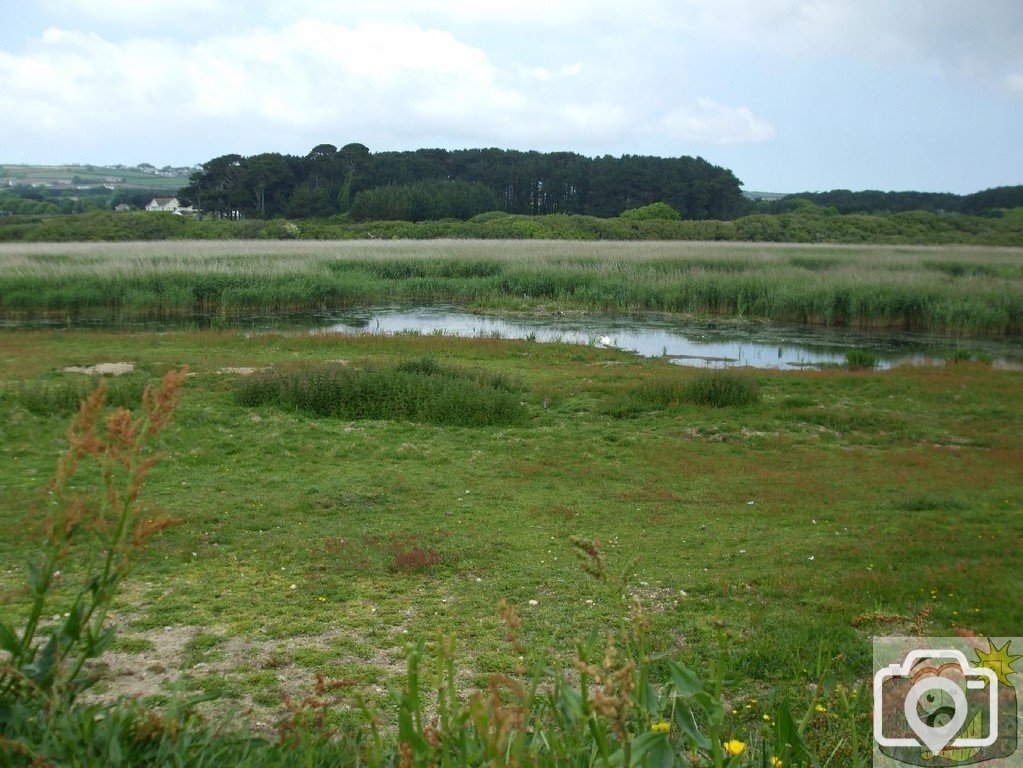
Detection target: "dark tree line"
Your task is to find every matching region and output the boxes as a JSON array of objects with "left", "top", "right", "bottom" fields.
[
  {"left": 756, "top": 186, "right": 1023, "bottom": 216},
  {"left": 178, "top": 144, "right": 748, "bottom": 221}
]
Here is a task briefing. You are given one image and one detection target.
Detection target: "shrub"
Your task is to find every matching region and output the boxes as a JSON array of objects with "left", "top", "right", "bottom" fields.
[
  {"left": 618, "top": 202, "right": 682, "bottom": 221},
  {"left": 683, "top": 370, "right": 761, "bottom": 407}
]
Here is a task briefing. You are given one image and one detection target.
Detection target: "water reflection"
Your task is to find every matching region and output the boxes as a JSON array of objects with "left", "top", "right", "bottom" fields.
[
  {"left": 5, "top": 305, "right": 1020, "bottom": 370},
  {"left": 318, "top": 307, "right": 1022, "bottom": 370}
]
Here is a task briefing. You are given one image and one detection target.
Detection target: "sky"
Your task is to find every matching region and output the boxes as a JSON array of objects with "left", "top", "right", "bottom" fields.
[{"left": 0, "top": 1, "right": 1021, "bottom": 194}]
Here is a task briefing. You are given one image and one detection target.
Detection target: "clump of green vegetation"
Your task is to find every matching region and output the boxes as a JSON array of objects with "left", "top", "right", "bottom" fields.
[
  {"left": 682, "top": 370, "right": 761, "bottom": 408},
  {"left": 0, "top": 375, "right": 150, "bottom": 416},
  {"left": 844, "top": 349, "right": 878, "bottom": 369},
  {"left": 618, "top": 201, "right": 682, "bottom": 221},
  {"left": 235, "top": 357, "right": 527, "bottom": 427},
  {"left": 609, "top": 369, "right": 761, "bottom": 415},
  {"left": 945, "top": 348, "right": 992, "bottom": 364}
]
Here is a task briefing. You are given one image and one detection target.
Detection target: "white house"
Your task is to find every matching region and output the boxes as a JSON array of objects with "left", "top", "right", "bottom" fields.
[{"left": 145, "top": 197, "right": 181, "bottom": 212}]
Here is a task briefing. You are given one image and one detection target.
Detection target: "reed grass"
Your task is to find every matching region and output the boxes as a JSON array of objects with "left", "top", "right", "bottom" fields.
[
  {"left": 1, "top": 240, "right": 1021, "bottom": 336},
  {"left": 235, "top": 358, "right": 527, "bottom": 427}
]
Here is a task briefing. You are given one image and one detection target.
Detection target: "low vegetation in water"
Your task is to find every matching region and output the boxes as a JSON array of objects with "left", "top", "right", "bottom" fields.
[
  {"left": 843, "top": 349, "right": 878, "bottom": 369},
  {"left": 1, "top": 239, "right": 1022, "bottom": 336}
]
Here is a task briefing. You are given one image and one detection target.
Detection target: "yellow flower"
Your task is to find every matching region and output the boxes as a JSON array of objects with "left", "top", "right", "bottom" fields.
[
  {"left": 763, "top": 713, "right": 772, "bottom": 722},
  {"left": 723, "top": 739, "right": 747, "bottom": 757},
  {"left": 770, "top": 757, "right": 784, "bottom": 767},
  {"left": 815, "top": 704, "right": 827, "bottom": 713},
  {"left": 650, "top": 721, "right": 671, "bottom": 734}
]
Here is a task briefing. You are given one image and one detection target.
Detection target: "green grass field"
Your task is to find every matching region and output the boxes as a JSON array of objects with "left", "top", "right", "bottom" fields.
[
  {"left": 0, "top": 163, "right": 188, "bottom": 190},
  {"left": 2, "top": 238, "right": 1022, "bottom": 762},
  {"left": 2, "top": 327, "right": 1021, "bottom": 743},
  {"left": 2, "top": 239, "right": 1022, "bottom": 335}
]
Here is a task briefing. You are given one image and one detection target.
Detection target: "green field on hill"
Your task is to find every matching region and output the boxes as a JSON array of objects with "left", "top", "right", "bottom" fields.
[{"left": 1, "top": 163, "right": 189, "bottom": 190}]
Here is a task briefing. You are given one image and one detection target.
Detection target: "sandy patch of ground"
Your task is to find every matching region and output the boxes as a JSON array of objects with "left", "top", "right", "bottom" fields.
[
  {"left": 63, "top": 362, "right": 135, "bottom": 375},
  {"left": 82, "top": 622, "right": 412, "bottom": 733}
]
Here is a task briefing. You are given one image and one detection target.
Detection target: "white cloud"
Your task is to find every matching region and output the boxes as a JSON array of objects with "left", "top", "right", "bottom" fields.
[
  {"left": 671, "top": 0, "right": 1023, "bottom": 89},
  {"left": 0, "top": 19, "right": 776, "bottom": 159},
  {"left": 654, "top": 99, "right": 775, "bottom": 144},
  {"left": 0, "top": 22, "right": 523, "bottom": 144}
]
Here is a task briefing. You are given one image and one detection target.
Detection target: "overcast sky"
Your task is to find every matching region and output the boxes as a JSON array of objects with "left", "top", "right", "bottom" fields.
[{"left": 1, "top": 1, "right": 1020, "bottom": 193}]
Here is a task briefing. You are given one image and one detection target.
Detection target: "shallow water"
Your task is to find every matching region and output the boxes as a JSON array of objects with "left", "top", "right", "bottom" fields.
[
  {"left": 315, "top": 307, "right": 1023, "bottom": 370},
  {"left": 5, "top": 305, "right": 1021, "bottom": 369}
]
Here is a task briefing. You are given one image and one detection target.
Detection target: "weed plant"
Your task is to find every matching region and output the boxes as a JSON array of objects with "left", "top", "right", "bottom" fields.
[
  {"left": 235, "top": 358, "right": 527, "bottom": 427},
  {"left": 0, "top": 369, "right": 187, "bottom": 761}
]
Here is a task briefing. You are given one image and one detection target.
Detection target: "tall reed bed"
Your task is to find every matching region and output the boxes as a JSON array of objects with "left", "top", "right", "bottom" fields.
[{"left": 1, "top": 240, "right": 1021, "bottom": 335}]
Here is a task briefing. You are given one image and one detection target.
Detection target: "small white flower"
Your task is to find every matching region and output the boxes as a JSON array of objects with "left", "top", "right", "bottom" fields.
[
  {"left": 289, "top": 584, "right": 297, "bottom": 589},
  {"left": 528, "top": 599, "right": 538, "bottom": 606},
  {"left": 739, "top": 549, "right": 747, "bottom": 554},
  {"left": 747, "top": 501, "right": 755, "bottom": 505},
  {"left": 808, "top": 556, "right": 815, "bottom": 561}
]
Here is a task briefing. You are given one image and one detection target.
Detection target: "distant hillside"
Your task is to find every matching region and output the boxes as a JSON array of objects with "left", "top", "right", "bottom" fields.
[{"left": 1, "top": 163, "right": 193, "bottom": 191}]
